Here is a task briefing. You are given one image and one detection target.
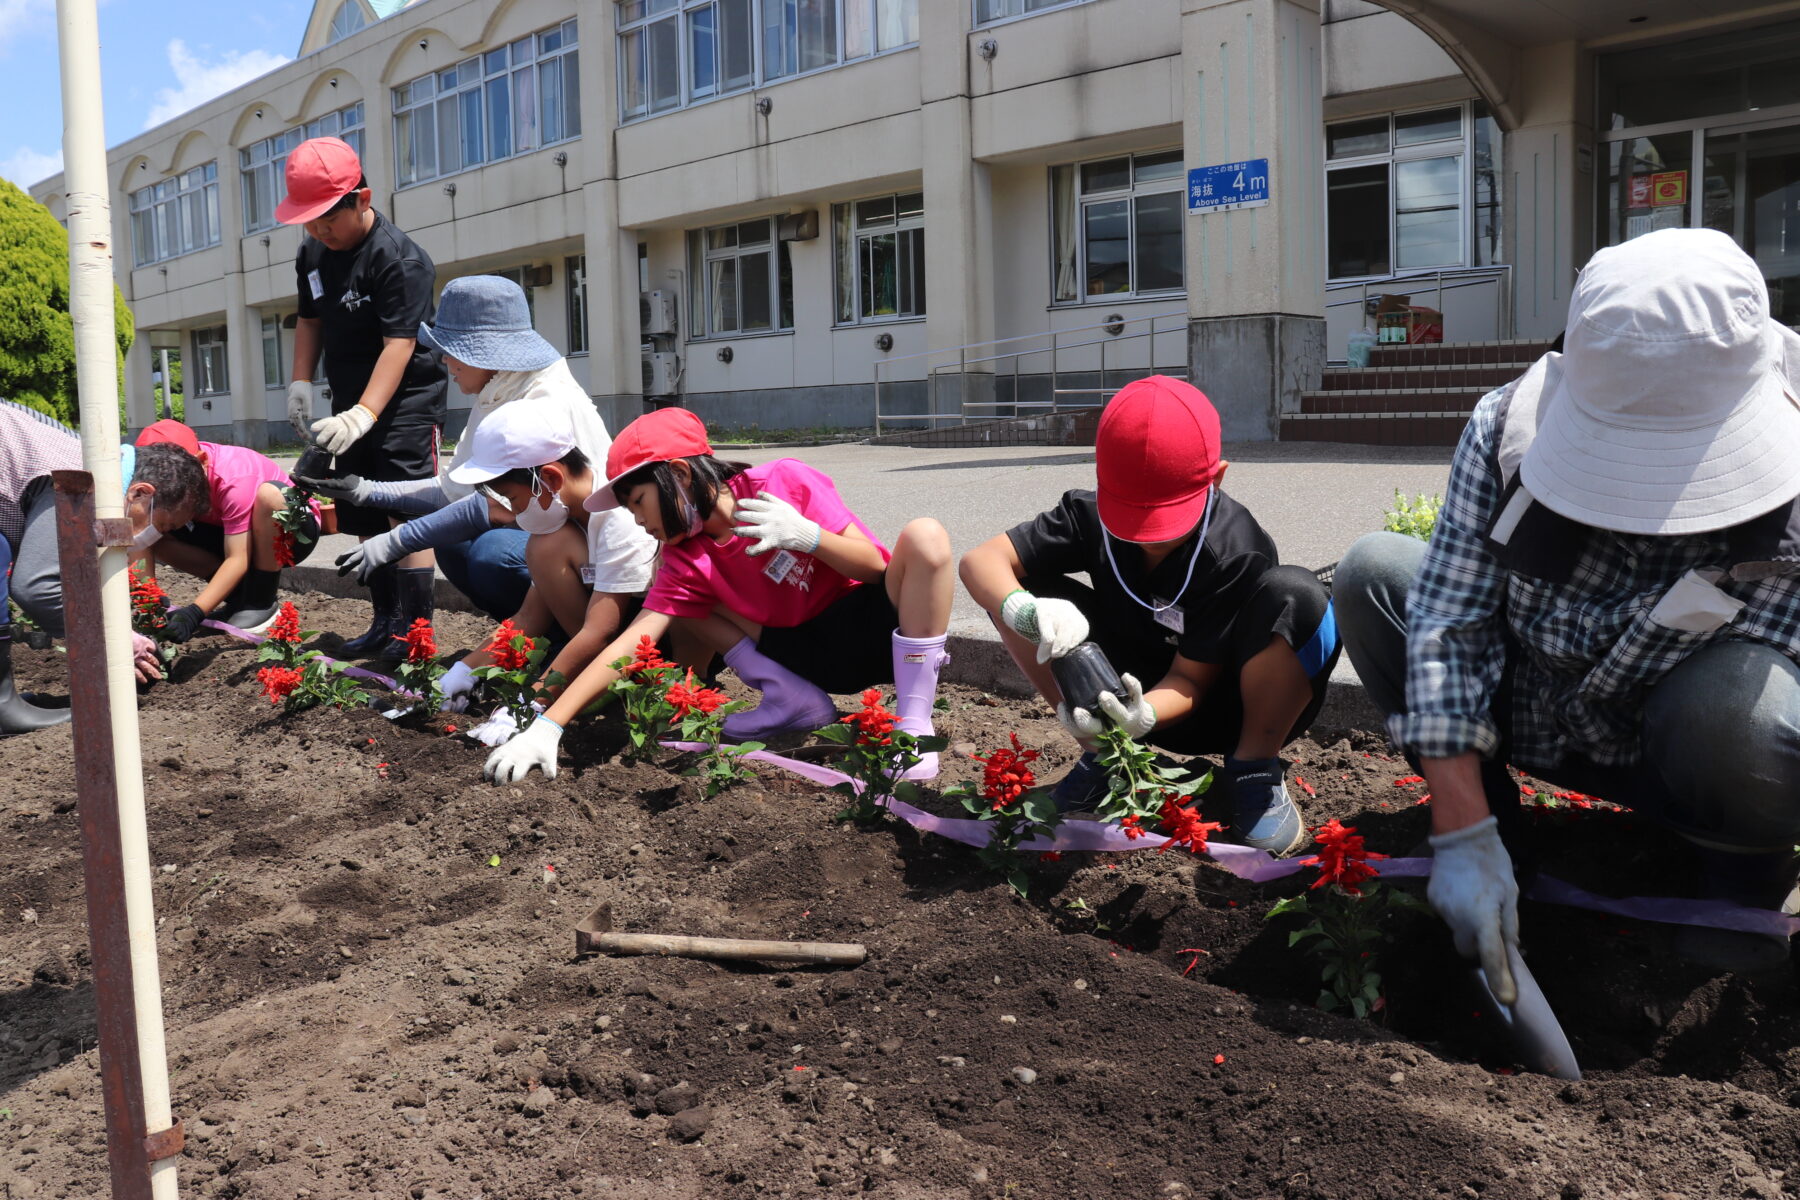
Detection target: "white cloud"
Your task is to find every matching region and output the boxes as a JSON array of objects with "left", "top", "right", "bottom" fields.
[
  {"left": 144, "top": 39, "right": 290, "bottom": 131},
  {"left": 0, "top": 146, "right": 63, "bottom": 189},
  {"left": 0, "top": 0, "right": 52, "bottom": 54}
]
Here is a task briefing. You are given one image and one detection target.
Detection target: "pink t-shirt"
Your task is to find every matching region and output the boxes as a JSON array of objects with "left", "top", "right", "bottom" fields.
[
  {"left": 197, "top": 442, "right": 319, "bottom": 536},
  {"left": 644, "top": 459, "right": 890, "bottom": 627}
]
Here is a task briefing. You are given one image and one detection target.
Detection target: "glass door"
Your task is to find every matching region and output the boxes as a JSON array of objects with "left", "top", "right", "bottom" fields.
[
  {"left": 1701, "top": 123, "right": 1800, "bottom": 326},
  {"left": 1604, "top": 131, "right": 1694, "bottom": 246}
]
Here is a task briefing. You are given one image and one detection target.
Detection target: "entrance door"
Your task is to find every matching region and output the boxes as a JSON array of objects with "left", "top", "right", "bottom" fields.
[{"left": 1701, "top": 123, "right": 1800, "bottom": 326}]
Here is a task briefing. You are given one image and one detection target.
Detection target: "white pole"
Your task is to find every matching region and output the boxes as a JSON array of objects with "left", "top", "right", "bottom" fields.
[{"left": 54, "top": 2, "right": 179, "bottom": 1197}]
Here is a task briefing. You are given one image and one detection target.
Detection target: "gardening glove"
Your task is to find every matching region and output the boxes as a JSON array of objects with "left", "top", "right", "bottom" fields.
[
  {"left": 470, "top": 700, "right": 542, "bottom": 748},
  {"left": 335, "top": 527, "right": 407, "bottom": 585},
  {"left": 1094, "top": 673, "right": 1156, "bottom": 738},
  {"left": 309, "top": 403, "right": 377, "bottom": 456},
  {"left": 1054, "top": 701, "right": 1102, "bottom": 752},
  {"left": 130, "top": 632, "right": 163, "bottom": 683},
  {"left": 290, "top": 470, "right": 371, "bottom": 506},
  {"left": 732, "top": 491, "right": 821, "bottom": 557},
  {"left": 484, "top": 712, "right": 562, "bottom": 783},
  {"left": 439, "top": 660, "right": 476, "bottom": 713},
  {"left": 286, "top": 380, "right": 314, "bottom": 442},
  {"left": 162, "top": 603, "right": 206, "bottom": 645},
  {"left": 1000, "top": 590, "right": 1088, "bottom": 664},
  {"left": 1427, "top": 816, "right": 1520, "bottom": 1006}
]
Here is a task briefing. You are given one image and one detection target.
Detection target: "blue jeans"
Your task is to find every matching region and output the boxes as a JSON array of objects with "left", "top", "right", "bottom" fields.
[
  {"left": 1334, "top": 530, "right": 1800, "bottom": 854},
  {"left": 435, "top": 529, "right": 532, "bottom": 622}
]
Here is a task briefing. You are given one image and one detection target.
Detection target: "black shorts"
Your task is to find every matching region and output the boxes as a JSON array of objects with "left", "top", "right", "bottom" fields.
[
  {"left": 167, "top": 514, "right": 320, "bottom": 566},
  {"left": 333, "top": 417, "right": 440, "bottom": 537},
  {"left": 1024, "top": 564, "right": 1338, "bottom": 757},
  {"left": 756, "top": 578, "right": 900, "bottom": 695}
]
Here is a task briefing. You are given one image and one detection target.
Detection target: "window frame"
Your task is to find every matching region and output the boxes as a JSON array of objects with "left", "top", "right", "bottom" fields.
[
  {"left": 973, "top": 0, "right": 1093, "bottom": 29},
  {"left": 615, "top": 0, "right": 917, "bottom": 124},
  {"left": 391, "top": 19, "right": 580, "bottom": 190},
  {"left": 327, "top": 0, "right": 368, "bottom": 45},
  {"left": 241, "top": 103, "right": 365, "bottom": 236},
  {"left": 1047, "top": 148, "right": 1186, "bottom": 305},
  {"left": 566, "top": 254, "right": 589, "bottom": 355},
  {"left": 1323, "top": 100, "right": 1498, "bottom": 283},
  {"left": 260, "top": 314, "right": 284, "bottom": 389},
  {"left": 685, "top": 215, "right": 796, "bottom": 339},
  {"left": 129, "top": 162, "right": 221, "bottom": 267},
  {"left": 833, "top": 191, "right": 926, "bottom": 325},
  {"left": 192, "top": 326, "right": 230, "bottom": 397}
]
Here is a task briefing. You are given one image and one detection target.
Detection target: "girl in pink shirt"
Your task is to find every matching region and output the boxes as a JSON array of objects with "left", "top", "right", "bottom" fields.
[{"left": 484, "top": 408, "right": 953, "bottom": 785}]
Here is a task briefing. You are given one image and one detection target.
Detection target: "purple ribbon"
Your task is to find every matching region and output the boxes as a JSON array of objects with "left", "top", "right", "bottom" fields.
[
  {"left": 666, "top": 742, "right": 1800, "bottom": 939},
  {"left": 201, "top": 618, "right": 407, "bottom": 692}
]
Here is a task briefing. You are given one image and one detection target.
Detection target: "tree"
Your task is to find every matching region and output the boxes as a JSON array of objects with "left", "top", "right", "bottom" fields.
[
  {"left": 152, "top": 353, "right": 184, "bottom": 422},
  {"left": 0, "top": 176, "right": 134, "bottom": 427}
]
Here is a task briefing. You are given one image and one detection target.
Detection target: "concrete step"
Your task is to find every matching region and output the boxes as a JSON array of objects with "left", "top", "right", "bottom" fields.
[
  {"left": 1280, "top": 411, "right": 1469, "bottom": 446},
  {"left": 1294, "top": 387, "right": 1487, "bottom": 415},
  {"left": 1320, "top": 362, "right": 1529, "bottom": 392},
  {"left": 1367, "top": 338, "right": 1552, "bottom": 368}
]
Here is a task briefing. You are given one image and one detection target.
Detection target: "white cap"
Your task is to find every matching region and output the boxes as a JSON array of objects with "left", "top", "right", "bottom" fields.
[{"left": 448, "top": 398, "right": 579, "bottom": 485}]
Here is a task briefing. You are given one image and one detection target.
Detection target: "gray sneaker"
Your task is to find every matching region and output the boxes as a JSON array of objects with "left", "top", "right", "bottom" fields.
[{"left": 1221, "top": 756, "right": 1306, "bottom": 856}]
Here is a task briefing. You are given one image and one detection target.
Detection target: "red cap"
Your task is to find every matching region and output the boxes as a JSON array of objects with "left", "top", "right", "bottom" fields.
[
  {"left": 276, "top": 137, "right": 364, "bottom": 225},
  {"left": 582, "top": 408, "right": 715, "bottom": 512},
  {"left": 1095, "top": 376, "right": 1221, "bottom": 543},
  {"left": 135, "top": 418, "right": 201, "bottom": 456}
]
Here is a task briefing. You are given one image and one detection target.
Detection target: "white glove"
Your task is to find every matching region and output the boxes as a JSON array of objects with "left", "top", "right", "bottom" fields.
[
  {"left": 1427, "top": 816, "right": 1520, "bottom": 1005},
  {"left": 1000, "top": 590, "right": 1089, "bottom": 664},
  {"left": 484, "top": 713, "right": 563, "bottom": 783},
  {"left": 732, "top": 491, "right": 821, "bottom": 557},
  {"left": 440, "top": 660, "right": 476, "bottom": 713},
  {"left": 286, "top": 380, "right": 315, "bottom": 442},
  {"left": 310, "top": 403, "right": 377, "bottom": 455},
  {"left": 1084, "top": 673, "right": 1156, "bottom": 739},
  {"left": 1055, "top": 701, "right": 1101, "bottom": 752},
  {"left": 470, "top": 701, "right": 542, "bottom": 748},
  {"left": 334, "top": 527, "right": 407, "bottom": 585}
]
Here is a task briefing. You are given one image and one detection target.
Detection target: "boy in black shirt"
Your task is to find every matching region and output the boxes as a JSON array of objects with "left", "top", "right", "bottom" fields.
[
  {"left": 960, "top": 376, "right": 1338, "bottom": 855},
  {"left": 279, "top": 136, "right": 446, "bottom": 657}
]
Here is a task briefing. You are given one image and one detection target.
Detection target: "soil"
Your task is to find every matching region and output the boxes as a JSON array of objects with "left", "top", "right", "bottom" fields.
[{"left": 3, "top": 585, "right": 1799, "bottom": 1200}]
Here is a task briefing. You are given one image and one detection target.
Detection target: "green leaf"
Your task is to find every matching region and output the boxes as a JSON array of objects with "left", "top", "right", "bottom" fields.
[
  {"left": 487, "top": 854, "right": 501, "bottom": 867},
  {"left": 913, "top": 735, "right": 949, "bottom": 753},
  {"left": 1006, "top": 869, "right": 1030, "bottom": 900},
  {"left": 1287, "top": 928, "right": 1325, "bottom": 948},
  {"left": 1266, "top": 894, "right": 1310, "bottom": 920},
  {"left": 813, "top": 723, "right": 855, "bottom": 745},
  {"left": 1350, "top": 997, "right": 1368, "bottom": 1020}
]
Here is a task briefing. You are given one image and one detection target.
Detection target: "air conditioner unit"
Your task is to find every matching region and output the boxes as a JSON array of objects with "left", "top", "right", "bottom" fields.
[
  {"left": 642, "top": 350, "right": 680, "bottom": 397},
  {"left": 639, "top": 289, "right": 678, "bottom": 336}
]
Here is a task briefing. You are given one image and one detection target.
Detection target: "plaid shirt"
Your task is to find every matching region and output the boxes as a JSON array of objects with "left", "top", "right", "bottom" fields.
[
  {"left": 1395, "top": 385, "right": 1800, "bottom": 773},
  {"left": 0, "top": 400, "right": 82, "bottom": 550}
]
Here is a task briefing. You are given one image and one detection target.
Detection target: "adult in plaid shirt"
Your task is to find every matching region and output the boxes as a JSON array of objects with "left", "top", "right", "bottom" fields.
[{"left": 1336, "top": 229, "right": 1800, "bottom": 996}]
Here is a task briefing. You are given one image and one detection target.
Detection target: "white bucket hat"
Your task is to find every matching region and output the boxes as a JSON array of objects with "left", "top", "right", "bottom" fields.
[
  {"left": 1520, "top": 227, "right": 1800, "bottom": 535},
  {"left": 447, "top": 397, "right": 578, "bottom": 485}
]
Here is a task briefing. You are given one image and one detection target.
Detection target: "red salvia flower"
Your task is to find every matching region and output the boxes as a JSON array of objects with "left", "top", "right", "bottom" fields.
[
  {"left": 273, "top": 529, "right": 296, "bottom": 568},
  {"left": 1156, "top": 793, "right": 1224, "bottom": 855},
  {"left": 1120, "top": 814, "right": 1147, "bottom": 840},
  {"left": 1296, "top": 818, "right": 1388, "bottom": 896},
  {"left": 624, "top": 634, "right": 668, "bottom": 675},
  {"left": 256, "top": 665, "right": 304, "bottom": 705},
  {"left": 666, "top": 670, "right": 729, "bottom": 723},
  {"left": 973, "top": 732, "right": 1039, "bottom": 811},
  {"left": 840, "top": 687, "right": 896, "bottom": 746},
  {"left": 267, "top": 602, "right": 302, "bottom": 645},
  {"left": 485, "top": 619, "right": 534, "bottom": 672},
  {"left": 395, "top": 617, "right": 437, "bottom": 664}
]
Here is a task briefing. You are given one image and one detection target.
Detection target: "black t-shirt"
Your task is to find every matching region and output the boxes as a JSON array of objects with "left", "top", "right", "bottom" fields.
[
  {"left": 295, "top": 211, "right": 445, "bottom": 427},
  {"left": 1006, "top": 488, "right": 1279, "bottom": 664}
]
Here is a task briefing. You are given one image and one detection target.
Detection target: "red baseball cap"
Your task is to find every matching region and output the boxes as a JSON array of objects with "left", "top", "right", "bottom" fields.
[
  {"left": 275, "top": 137, "right": 364, "bottom": 225},
  {"left": 583, "top": 408, "right": 715, "bottom": 512},
  {"left": 1095, "top": 376, "right": 1222, "bottom": 543},
  {"left": 135, "top": 418, "right": 202, "bottom": 456}
]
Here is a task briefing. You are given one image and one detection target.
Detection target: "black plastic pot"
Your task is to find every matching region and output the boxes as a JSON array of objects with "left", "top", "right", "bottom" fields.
[
  {"left": 292, "top": 445, "right": 334, "bottom": 481},
  {"left": 1051, "top": 641, "right": 1124, "bottom": 716}
]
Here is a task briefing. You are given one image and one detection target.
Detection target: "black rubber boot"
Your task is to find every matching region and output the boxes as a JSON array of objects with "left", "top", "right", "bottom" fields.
[
  {"left": 340, "top": 562, "right": 401, "bottom": 655},
  {"left": 212, "top": 568, "right": 282, "bottom": 633},
  {"left": 378, "top": 567, "right": 436, "bottom": 662},
  {"left": 0, "top": 628, "right": 70, "bottom": 736},
  {"left": 1672, "top": 846, "right": 1799, "bottom": 972}
]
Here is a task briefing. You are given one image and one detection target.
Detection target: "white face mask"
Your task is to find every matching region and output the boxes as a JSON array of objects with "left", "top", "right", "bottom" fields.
[
  {"left": 513, "top": 474, "right": 570, "bottom": 536},
  {"left": 130, "top": 492, "right": 163, "bottom": 552}
]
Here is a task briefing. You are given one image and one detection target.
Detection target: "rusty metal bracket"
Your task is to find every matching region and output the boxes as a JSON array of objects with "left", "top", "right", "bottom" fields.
[
  {"left": 93, "top": 517, "right": 135, "bottom": 547},
  {"left": 144, "top": 1120, "right": 184, "bottom": 1162},
  {"left": 50, "top": 470, "right": 135, "bottom": 548}
]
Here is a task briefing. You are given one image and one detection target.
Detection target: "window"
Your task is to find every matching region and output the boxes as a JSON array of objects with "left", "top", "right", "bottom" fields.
[
  {"left": 975, "top": 0, "right": 1088, "bottom": 26},
  {"left": 192, "top": 327, "right": 229, "bottom": 396},
  {"left": 261, "top": 315, "right": 283, "bottom": 388},
  {"left": 834, "top": 192, "right": 924, "bottom": 323},
  {"left": 327, "top": 1, "right": 367, "bottom": 44},
  {"left": 129, "top": 163, "right": 220, "bottom": 266},
  {"left": 566, "top": 255, "right": 589, "bottom": 354},
  {"left": 392, "top": 20, "right": 580, "bottom": 188},
  {"left": 1324, "top": 102, "right": 1500, "bottom": 280},
  {"left": 1049, "top": 149, "right": 1183, "bottom": 303},
  {"left": 686, "top": 217, "right": 794, "bottom": 337},
  {"left": 616, "top": 0, "right": 916, "bottom": 121},
  {"left": 241, "top": 103, "right": 365, "bottom": 235}
]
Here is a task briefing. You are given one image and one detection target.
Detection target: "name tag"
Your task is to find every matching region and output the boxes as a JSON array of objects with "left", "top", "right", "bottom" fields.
[
  {"left": 579, "top": 564, "right": 597, "bottom": 586},
  {"left": 1153, "top": 603, "right": 1185, "bottom": 635},
  {"left": 307, "top": 269, "right": 324, "bottom": 300},
  {"left": 763, "top": 549, "right": 799, "bottom": 584}
]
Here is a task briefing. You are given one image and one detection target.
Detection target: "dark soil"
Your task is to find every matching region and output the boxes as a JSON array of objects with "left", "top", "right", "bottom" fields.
[{"left": 3, "top": 586, "right": 1799, "bottom": 1200}]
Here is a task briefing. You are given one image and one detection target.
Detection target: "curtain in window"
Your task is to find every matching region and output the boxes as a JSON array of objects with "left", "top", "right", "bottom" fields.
[{"left": 1051, "top": 163, "right": 1078, "bottom": 303}]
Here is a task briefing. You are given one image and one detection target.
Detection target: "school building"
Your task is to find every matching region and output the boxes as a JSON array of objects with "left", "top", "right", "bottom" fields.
[{"left": 29, "top": 0, "right": 1800, "bottom": 446}]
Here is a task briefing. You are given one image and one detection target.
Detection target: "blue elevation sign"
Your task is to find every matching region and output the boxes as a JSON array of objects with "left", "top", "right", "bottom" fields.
[{"left": 1187, "top": 159, "right": 1270, "bottom": 214}]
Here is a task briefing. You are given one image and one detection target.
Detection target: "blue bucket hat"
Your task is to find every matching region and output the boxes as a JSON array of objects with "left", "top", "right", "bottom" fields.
[{"left": 418, "top": 275, "right": 561, "bottom": 371}]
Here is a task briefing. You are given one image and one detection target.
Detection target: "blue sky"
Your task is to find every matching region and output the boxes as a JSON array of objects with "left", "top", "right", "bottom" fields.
[{"left": 0, "top": 0, "right": 319, "bottom": 189}]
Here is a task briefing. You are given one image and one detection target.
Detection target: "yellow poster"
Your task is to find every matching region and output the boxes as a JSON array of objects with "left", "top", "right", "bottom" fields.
[{"left": 1650, "top": 170, "right": 1688, "bottom": 207}]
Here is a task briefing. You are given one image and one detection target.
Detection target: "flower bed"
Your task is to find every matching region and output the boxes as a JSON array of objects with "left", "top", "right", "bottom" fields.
[{"left": 1, "top": 585, "right": 1797, "bottom": 1200}]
